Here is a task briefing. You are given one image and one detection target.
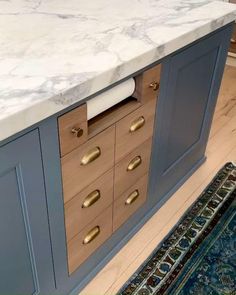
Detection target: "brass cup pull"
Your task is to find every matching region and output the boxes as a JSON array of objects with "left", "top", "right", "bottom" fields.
[
  {"left": 83, "top": 226, "right": 100, "bottom": 245},
  {"left": 231, "top": 38, "right": 236, "bottom": 45},
  {"left": 71, "top": 127, "right": 83, "bottom": 138},
  {"left": 81, "top": 147, "right": 101, "bottom": 166},
  {"left": 149, "top": 81, "right": 159, "bottom": 91},
  {"left": 125, "top": 190, "right": 139, "bottom": 205},
  {"left": 127, "top": 156, "right": 142, "bottom": 171},
  {"left": 129, "top": 116, "right": 145, "bottom": 133},
  {"left": 82, "top": 190, "right": 101, "bottom": 208}
]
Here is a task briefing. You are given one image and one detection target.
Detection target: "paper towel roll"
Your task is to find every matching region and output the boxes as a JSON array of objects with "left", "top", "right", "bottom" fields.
[{"left": 87, "top": 78, "right": 135, "bottom": 120}]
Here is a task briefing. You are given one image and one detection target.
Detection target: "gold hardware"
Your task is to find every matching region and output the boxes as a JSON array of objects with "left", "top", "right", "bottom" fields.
[
  {"left": 71, "top": 127, "right": 83, "bottom": 138},
  {"left": 83, "top": 226, "right": 100, "bottom": 245},
  {"left": 81, "top": 147, "right": 101, "bottom": 166},
  {"left": 129, "top": 116, "right": 145, "bottom": 133},
  {"left": 149, "top": 81, "right": 159, "bottom": 91},
  {"left": 125, "top": 190, "right": 139, "bottom": 205},
  {"left": 127, "top": 156, "right": 142, "bottom": 171},
  {"left": 82, "top": 190, "right": 101, "bottom": 208},
  {"left": 231, "top": 38, "right": 236, "bottom": 45}
]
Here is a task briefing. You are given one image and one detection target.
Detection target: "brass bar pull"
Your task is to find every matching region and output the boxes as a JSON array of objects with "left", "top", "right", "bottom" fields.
[
  {"left": 83, "top": 226, "right": 100, "bottom": 245},
  {"left": 149, "top": 81, "right": 159, "bottom": 91},
  {"left": 127, "top": 156, "right": 142, "bottom": 171},
  {"left": 81, "top": 147, "right": 101, "bottom": 166},
  {"left": 71, "top": 127, "right": 83, "bottom": 138},
  {"left": 129, "top": 116, "right": 145, "bottom": 133},
  {"left": 82, "top": 190, "right": 101, "bottom": 208},
  {"left": 125, "top": 190, "right": 139, "bottom": 205},
  {"left": 231, "top": 38, "right": 236, "bottom": 44}
]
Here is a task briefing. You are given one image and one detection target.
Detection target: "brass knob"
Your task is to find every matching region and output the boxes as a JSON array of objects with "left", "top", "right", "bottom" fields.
[
  {"left": 127, "top": 156, "right": 142, "bottom": 171},
  {"left": 149, "top": 81, "right": 159, "bottom": 91},
  {"left": 231, "top": 38, "right": 236, "bottom": 45},
  {"left": 82, "top": 190, "right": 101, "bottom": 208},
  {"left": 81, "top": 147, "right": 101, "bottom": 166},
  {"left": 125, "top": 190, "right": 139, "bottom": 205},
  {"left": 129, "top": 116, "right": 145, "bottom": 133},
  {"left": 71, "top": 127, "right": 83, "bottom": 138},
  {"left": 83, "top": 226, "right": 100, "bottom": 245}
]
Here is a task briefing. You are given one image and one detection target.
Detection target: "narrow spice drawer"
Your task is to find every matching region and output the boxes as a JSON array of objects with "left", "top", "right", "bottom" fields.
[
  {"left": 58, "top": 104, "right": 88, "bottom": 157},
  {"left": 113, "top": 174, "right": 148, "bottom": 232},
  {"left": 229, "top": 23, "right": 236, "bottom": 54},
  {"left": 67, "top": 206, "right": 112, "bottom": 274},
  {"left": 65, "top": 169, "right": 114, "bottom": 241},
  {"left": 115, "top": 99, "right": 156, "bottom": 162},
  {"left": 61, "top": 126, "right": 115, "bottom": 203},
  {"left": 133, "top": 63, "right": 162, "bottom": 104},
  {"left": 114, "top": 138, "right": 152, "bottom": 199}
]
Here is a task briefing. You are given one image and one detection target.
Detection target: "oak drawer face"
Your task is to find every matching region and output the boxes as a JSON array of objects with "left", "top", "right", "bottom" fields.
[
  {"left": 67, "top": 206, "right": 112, "bottom": 274},
  {"left": 114, "top": 138, "right": 152, "bottom": 199},
  {"left": 115, "top": 99, "right": 156, "bottom": 162},
  {"left": 58, "top": 104, "right": 88, "bottom": 157},
  {"left": 229, "top": 23, "right": 236, "bottom": 54},
  {"left": 61, "top": 126, "right": 115, "bottom": 203},
  {"left": 133, "top": 63, "right": 161, "bottom": 104},
  {"left": 113, "top": 174, "right": 148, "bottom": 231},
  {"left": 141, "top": 64, "right": 161, "bottom": 101},
  {"left": 65, "top": 169, "right": 114, "bottom": 241}
]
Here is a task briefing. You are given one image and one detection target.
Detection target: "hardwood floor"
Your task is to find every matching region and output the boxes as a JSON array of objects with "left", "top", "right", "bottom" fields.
[{"left": 81, "top": 63, "right": 236, "bottom": 295}]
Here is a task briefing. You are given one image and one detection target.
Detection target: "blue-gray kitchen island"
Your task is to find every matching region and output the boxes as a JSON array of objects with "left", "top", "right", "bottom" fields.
[{"left": 0, "top": 1, "right": 236, "bottom": 294}]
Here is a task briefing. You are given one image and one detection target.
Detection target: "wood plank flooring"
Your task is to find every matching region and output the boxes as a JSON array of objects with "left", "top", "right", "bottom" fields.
[{"left": 81, "top": 63, "right": 236, "bottom": 295}]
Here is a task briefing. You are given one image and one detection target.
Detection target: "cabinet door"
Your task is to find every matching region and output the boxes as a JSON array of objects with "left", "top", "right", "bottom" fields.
[
  {"left": 150, "top": 25, "right": 232, "bottom": 203},
  {"left": 0, "top": 130, "right": 55, "bottom": 294}
]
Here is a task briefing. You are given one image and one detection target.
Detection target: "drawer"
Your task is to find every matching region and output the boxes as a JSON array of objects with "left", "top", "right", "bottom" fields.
[
  {"left": 133, "top": 63, "right": 161, "bottom": 104},
  {"left": 113, "top": 174, "right": 148, "bottom": 232},
  {"left": 229, "top": 23, "right": 236, "bottom": 54},
  {"left": 115, "top": 99, "right": 156, "bottom": 162},
  {"left": 67, "top": 206, "right": 112, "bottom": 274},
  {"left": 61, "top": 126, "right": 115, "bottom": 203},
  {"left": 65, "top": 169, "right": 114, "bottom": 241},
  {"left": 58, "top": 104, "right": 88, "bottom": 157},
  {"left": 114, "top": 138, "right": 152, "bottom": 199}
]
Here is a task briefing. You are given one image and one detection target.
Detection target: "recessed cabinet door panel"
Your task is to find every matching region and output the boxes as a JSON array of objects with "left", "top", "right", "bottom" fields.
[
  {"left": 0, "top": 130, "right": 55, "bottom": 294},
  {"left": 150, "top": 25, "right": 233, "bottom": 204},
  {"left": 164, "top": 47, "right": 218, "bottom": 170}
]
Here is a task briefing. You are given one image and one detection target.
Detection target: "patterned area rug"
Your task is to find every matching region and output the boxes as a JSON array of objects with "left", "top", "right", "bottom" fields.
[{"left": 118, "top": 162, "right": 236, "bottom": 295}]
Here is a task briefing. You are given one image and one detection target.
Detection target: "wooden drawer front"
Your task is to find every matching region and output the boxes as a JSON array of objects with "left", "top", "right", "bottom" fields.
[
  {"left": 58, "top": 104, "right": 88, "bottom": 157},
  {"left": 61, "top": 126, "right": 115, "bottom": 203},
  {"left": 133, "top": 64, "right": 161, "bottom": 104},
  {"left": 67, "top": 206, "right": 112, "bottom": 274},
  {"left": 229, "top": 24, "right": 236, "bottom": 54},
  {"left": 115, "top": 99, "right": 156, "bottom": 162},
  {"left": 65, "top": 169, "right": 114, "bottom": 241},
  {"left": 114, "top": 138, "right": 152, "bottom": 199},
  {"left": 113, "top": 174, "right": 148, "bottom": 231}
]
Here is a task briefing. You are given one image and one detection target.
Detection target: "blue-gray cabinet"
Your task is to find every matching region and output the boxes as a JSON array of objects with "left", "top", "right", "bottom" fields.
[
  {"left": 0, "top": 130, "right": 55, "bottom": 295},
  {"left": 150, "top": 25, "right": 232, "bottom": 204},
  {"left": 0, "top": 24, "right": 233, "bottom": 295}
]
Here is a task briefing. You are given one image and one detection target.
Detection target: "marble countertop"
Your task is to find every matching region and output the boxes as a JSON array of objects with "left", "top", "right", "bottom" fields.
[{"left": 1, "top": 0, "right": 236, "bottom": 142}]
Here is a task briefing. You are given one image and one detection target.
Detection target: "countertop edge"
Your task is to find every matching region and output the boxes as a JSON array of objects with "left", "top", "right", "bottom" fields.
[{"left": 1, "top": 2, "right": 236, "bottom": 143}]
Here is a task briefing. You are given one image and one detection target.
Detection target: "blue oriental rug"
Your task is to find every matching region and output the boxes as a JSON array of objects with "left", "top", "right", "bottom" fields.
[{"left": 118, "top": 162, "right": 236, "bottom": 295}]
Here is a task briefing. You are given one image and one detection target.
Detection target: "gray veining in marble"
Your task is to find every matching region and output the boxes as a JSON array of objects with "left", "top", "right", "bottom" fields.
[{"left": 0, "top": 0, "right": 235, "bottom": 141}]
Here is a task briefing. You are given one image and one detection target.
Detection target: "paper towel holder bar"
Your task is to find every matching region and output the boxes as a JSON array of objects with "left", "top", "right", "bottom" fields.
[
  {"left": 88, "top": 96, "right": 140, "bottom": 139},
  {"left": 87, "top": 63, "right": 162, "bottom": 139}
]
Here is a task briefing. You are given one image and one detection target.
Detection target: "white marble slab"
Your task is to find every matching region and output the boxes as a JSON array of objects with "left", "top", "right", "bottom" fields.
[{"left": 0, "top": 0, "right": 236, "bottom": 141}]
